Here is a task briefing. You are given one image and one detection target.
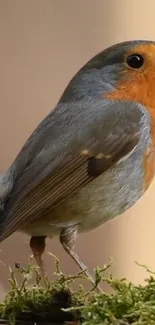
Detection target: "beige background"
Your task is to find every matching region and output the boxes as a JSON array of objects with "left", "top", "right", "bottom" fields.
[{"left": 0, "top": 0, "right": 155, "bottom": 297}]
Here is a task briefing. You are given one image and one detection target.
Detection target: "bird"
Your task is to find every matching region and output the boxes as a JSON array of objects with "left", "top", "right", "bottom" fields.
[{"left": 0, "top": 39, "right": 155, "bottom": 285}]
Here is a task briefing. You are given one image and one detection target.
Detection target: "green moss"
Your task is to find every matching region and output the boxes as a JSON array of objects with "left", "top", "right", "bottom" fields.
[{"left": 0, "top": 256, "right": 155, "bottom": 325}]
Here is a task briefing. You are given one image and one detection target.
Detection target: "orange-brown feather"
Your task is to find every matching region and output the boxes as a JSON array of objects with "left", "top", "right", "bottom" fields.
[{"left": 103, "top": 44, "right": 155, "bottom": 190}]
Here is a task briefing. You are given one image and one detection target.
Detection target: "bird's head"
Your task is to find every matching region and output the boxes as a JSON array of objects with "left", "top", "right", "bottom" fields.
[{"left": 61, "top": 40, "right": 155, "bottom": 111}]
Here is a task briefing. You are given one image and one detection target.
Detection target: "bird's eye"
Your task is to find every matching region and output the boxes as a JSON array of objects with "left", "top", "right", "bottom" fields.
[{"left": 126, "top": 54, "right": 144, "bottom": 69}]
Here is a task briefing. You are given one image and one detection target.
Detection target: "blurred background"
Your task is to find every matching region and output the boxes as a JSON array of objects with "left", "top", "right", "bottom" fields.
[{"left": 0, "top": 0, "right": 155, "bottom": 298}]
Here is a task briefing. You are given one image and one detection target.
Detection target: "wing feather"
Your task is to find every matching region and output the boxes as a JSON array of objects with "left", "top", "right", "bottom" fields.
[{"left": 0, "top": 100, "right": 144, "bottom": 241}]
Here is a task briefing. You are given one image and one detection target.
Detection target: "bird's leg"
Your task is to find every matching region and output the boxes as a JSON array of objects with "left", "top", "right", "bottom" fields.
[
  {"left": 30, "top": 236, "right": 46, "bottom": 277},
  {"left": 60, "top": 226, "right": 102, "bottom": 292}
]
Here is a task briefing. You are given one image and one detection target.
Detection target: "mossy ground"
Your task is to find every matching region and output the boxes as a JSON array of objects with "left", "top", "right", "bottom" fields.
[{"left": 0, "top": 255, "right": 155, "bottom": 325}]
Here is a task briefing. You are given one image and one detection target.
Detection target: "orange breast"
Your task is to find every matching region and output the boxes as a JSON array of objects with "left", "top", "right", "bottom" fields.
[{"left": 103, "top": 44, "right": 155, "bottom": 190}]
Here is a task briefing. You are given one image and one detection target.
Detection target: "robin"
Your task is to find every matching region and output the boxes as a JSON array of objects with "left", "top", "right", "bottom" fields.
[{"left": 0, "top": 40, "right": 154, "bottom": 284}]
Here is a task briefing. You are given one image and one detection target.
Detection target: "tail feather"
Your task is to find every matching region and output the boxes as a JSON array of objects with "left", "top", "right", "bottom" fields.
[{"left": 0, "top": 170, "right": 14, "bottom": 226}]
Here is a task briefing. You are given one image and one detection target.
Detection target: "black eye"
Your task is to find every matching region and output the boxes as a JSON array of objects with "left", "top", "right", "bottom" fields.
[{"left": 126, "top": 54, "right": 144, "bottom": 69}]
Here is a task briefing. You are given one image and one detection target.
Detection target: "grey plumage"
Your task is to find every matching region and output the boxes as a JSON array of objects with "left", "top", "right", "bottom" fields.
[{"left": 0, "top": 40, "right": 152, "bottom": 264}]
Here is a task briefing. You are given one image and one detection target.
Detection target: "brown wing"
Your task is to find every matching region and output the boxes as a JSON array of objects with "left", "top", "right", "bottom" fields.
[
  {"left": 0, "top": 98, "right": 144, "bottom": 242},
  {"left": 0, "top": 132, "right": 138, "bottom": 242}
]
